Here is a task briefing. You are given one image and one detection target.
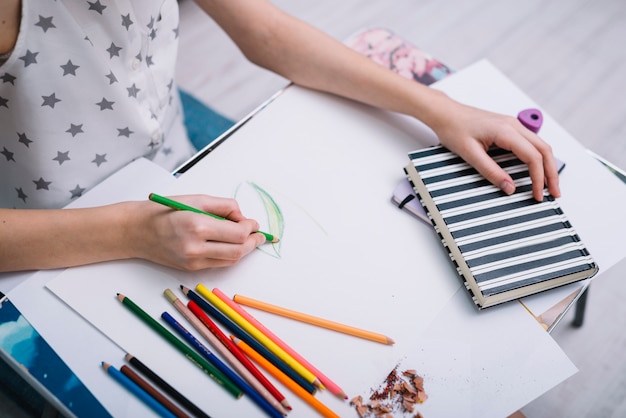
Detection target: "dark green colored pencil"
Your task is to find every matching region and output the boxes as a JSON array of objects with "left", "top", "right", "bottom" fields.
[{"left": 116, "top": 293, "right": 242, "bottom": 399}]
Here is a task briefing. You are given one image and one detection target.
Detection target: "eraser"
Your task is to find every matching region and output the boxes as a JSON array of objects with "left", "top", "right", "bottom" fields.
[{"left": 517, "top": 108, "right": 543, "bottom": 133}]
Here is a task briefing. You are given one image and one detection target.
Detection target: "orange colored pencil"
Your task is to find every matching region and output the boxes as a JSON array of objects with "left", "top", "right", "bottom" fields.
[
  {"left": 213, "top": 288, "right": 347, "bottom": 400},
  {"left": 233, "top": 294, "right": 395, "bottom": 345},
  {"left": 233, "top": 337, "right": 340, "bottom": 418}
]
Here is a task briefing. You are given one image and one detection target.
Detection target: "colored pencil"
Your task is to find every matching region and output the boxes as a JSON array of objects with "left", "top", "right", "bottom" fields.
[
  {"left": 233, "top": 294, "right": 395, "bottom": 345},
  {"left": 120, "top": 364, "right": 190, "bottom": 418},
  {"left": 164, "top": 289, "right": 289, "bottom": 415},
  {"left": 180, "top": 285, "right": 317, "bottom": 394},
  {"left": 196, "top": 284, "right": 322, "bottom": 389},
  {"left": 161, "top": 311, "right": 284, "bottom": 418},
  {"left": 125, "top": 354, "right": 212, "bottom": 418},
  {"left": 233, "top": 338, "right": 340, "bottom": 418},
  {"left": 148, "top": 193, "right": 279, "bottom": 243},
  {"left": 116, "top": 293, "right": 242, "bottom": 398},
  {"left": 186, "top": 300, "right": 292, "bottom": 411},
  {"left": 214, "top": 288, "right": 347, "bottom": 400},
  {"left": 102, "top": 361, "right": 177, "bottom": 418}
]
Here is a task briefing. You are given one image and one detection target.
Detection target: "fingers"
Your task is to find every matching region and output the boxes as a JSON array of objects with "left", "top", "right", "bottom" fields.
[
  {"left": 498, "top": 125, "right": 561, "bottom": 201},
  {"left": 451, "top": 118, "right": 561, "bottom": 202}
]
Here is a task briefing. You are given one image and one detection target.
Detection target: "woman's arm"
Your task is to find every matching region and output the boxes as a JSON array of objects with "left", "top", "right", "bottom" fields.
[
  {"left": 0, "top": 195, "right": 266, "bottom": 272},
  {"left": 0, "top": 0, "right": 20, "bottom": 55},
  {"left": 194, "top": 0, "right": 560, "bottom": 201}
]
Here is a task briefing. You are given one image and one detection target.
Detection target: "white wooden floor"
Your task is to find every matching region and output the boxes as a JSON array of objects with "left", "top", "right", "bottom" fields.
[{"left": 177, "top": 0, "right": 626, "bottom": 417}]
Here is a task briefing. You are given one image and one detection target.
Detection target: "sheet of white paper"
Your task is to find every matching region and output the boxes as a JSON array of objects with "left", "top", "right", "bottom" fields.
[
  {"left": 37, "top": 61, "right": 626, "bottom": 417},
  {"left": 423, "top": 288, "right": 577, "bottom": 418}
]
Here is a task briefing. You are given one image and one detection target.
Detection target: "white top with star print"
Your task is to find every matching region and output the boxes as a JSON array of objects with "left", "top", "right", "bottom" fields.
[{"left": 0, "top": 0, "right": 196, "bottom": 209}]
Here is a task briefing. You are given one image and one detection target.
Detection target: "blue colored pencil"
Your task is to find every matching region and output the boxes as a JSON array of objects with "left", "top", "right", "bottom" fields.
[
  {"left": 179, "top": 286, "right": 317, "bottom": 394},
  {"left": 102, "top": 361, "right": 177, "bottom": 418},
  {"left": 161, "top": 312, "right": 284, "bottom": 418}
]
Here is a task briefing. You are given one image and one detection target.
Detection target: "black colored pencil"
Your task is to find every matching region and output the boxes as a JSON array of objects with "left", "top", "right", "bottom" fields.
[{"left": 125, "top": 353, "right": 212, "bottom": 418}]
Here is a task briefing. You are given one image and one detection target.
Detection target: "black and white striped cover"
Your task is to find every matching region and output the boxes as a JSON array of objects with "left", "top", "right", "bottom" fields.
[{"left": 404, "top": 145, "right": 598, "bottom": 309}]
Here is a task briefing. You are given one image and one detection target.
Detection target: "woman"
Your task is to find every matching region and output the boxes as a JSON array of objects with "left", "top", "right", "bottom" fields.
[{"left": 0, "top": 0, "right": 559, "bottom": 273}]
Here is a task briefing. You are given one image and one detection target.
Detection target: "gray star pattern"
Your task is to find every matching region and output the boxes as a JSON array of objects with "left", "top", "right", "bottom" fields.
[
  {"left": 41, "top": 93, "right": 61, "bottom": 108},
  {"left": 106, "top": 42, "right": 122, "bottom": 58},
  {"left": 1, "top": 3, "right": 191, "bottom": 209},
  {"left": 95, "top": 97, "right": 114, "bottom": 110},
  {"left": 1, "top": 73, "right": 16, "bottom": 84},
  {"left": 35, "top": 15, "right": 56, "bottom": 32},
  {"left": 127, "top": 83, "right": 140, "bottom": 98},
  {"left": 121, "top": 14, "right": 133, "bottom": 30},
  {"left": 33, "top": 177, "right": 52, "bottom": 190},
  {"left": 117, "top": 127, "right": 134, "bottom": 137},
  {"left": 60, "top": 60, "right": 80, "bottom": 76},
  {"left": 70, "top": 185, "right": 85, "bottom": 199},
  {"left": 66, "top": 124, "right": 84, "bottom": 137},
  {"left": 53, "top": 151, "right": 70, "bottom": 165},
  {"left": 1, "top": 147, "right": 15, "bottom": 162},
  {"left": 17, "top": 133, "right": 32, "bottom": 147},
  {"left": 92, "top": 153, "right": 107, "bottom": 166},
  {"left": 87, "top": 1, "right": 106, "bottom": 15},
  {"left": 19, "top": 50, "right": 39, "bottom": 67},
  {"left": 105, "top": 71, "right": 117, "bottom": 84},
  {"left": 16, "top": 188, "right": 27, "bottom": 203}
]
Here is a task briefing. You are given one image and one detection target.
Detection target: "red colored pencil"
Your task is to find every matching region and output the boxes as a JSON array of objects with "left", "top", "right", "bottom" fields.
[
  {"left": 213, "top": 288, "right": 347, "bottom": 400},
  {"left": 187, "top": 300, "right": 292, "bottom": 411}
]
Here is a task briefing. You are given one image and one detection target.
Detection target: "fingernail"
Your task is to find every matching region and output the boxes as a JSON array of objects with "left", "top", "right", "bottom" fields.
[{"left": 500, "top": 180, "right": 516, "bottom": 195}]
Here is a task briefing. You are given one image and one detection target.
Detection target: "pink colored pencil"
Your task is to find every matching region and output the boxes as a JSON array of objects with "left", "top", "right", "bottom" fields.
[{"left": 213, "top": 288, "right": 347, "bottom": 400}]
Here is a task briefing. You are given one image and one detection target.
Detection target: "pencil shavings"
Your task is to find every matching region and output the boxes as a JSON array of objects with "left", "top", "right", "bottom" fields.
[{"left": 351, "top": 367, "right": 428, "bottom": 417}]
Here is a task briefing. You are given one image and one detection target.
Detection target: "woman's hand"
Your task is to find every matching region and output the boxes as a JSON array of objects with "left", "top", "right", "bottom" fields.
[
  {"left": 0, "top": 195, "right": 266, "bottom": 273},
  {"left": 130, "top": 195, "right": 267, "bottom": 271},
  {"left": 428, "top": 99, "right": 561, "bottom": 201}
]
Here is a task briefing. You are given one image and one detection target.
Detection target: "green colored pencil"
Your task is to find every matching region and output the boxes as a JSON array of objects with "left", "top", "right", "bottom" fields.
[
  {"left": 116, "top": 293, "right": 242, "bottom": 399},
  {"left": 148, "top": 193, "right": 279, "bottom": 243}
]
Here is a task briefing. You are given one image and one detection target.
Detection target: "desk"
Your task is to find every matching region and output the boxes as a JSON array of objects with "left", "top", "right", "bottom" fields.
[{"left": 3, "top": 61, "right": 626, "bottom": 418}]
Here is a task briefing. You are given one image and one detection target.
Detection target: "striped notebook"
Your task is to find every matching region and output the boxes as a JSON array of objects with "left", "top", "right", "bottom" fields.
[{"left": 404, "top": 145, "right": 598, "bottom": 309}]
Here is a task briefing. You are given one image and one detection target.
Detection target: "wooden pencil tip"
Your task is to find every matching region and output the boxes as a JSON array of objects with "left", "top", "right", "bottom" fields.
[
  {"left": 334, "top": 391, "right": 349, "bottom": 400},
  {"left": 271, "top": 237, "right": 280, "bottom": 243},
  {"left": 124, "top": 353, "right": 133, "bottom": 361},
  {"left": 116, "top": 293, "right": 124, "bottom": 302},
  {"left": 281, "top": 400, "right": 292, "bottom": 410},
  {"left": 313, "top": 379, "right": 324, "bottom": 389},
  {"left": 386, "top": 337, "right": 395, "bottom": 345},
  {"left": 180, "top": 285, "right": 188, "bottom": 294},
  {"left": 101, "top": 361, "right": 110, "bottom": 370}
]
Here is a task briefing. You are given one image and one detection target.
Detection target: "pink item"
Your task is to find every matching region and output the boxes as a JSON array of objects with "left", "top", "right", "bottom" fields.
[{"left": 517, "top": 108, "right": 544, "bottom": 133}]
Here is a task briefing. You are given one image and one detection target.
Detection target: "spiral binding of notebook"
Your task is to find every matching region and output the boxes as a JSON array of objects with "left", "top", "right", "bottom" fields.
[{"left": 404, "top": 145, "right": 598, "bottom": 309}]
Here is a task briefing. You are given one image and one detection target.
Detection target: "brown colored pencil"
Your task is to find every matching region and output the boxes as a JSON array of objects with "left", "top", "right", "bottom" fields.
[{"left": 120, "top": 364, "right": 190, "bottom": 418}]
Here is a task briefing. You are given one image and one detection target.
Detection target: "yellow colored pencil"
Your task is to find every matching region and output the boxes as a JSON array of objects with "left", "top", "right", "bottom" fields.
[
  {"left": 195, "top": 284, "right": 322, "bottom": 389},
  {"left": 233, "top": 337, "right": 340, "bottom": 418},
  {"left": 233, "top": 294, "right": 395, "bottom": 345}
]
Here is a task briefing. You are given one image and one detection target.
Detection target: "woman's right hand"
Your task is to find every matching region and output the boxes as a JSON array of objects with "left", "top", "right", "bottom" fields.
[{"left": 129, "top": 195, "right": 267, "bottom": 271}]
